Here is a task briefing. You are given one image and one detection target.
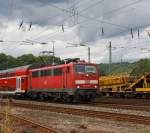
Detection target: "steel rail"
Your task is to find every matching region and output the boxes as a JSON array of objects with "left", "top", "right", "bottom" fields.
[
  {"left": 1, "top": 101, "right": 150, "bottom": 125},
  {"left": 90, "top": 103, "right": 150, "bottom": 112},
  {"left": 0, "top": 112, "right": 58, "bottom": 133},
  {"left": 0, "top": 124, "right": 15, "bottom": 133}
]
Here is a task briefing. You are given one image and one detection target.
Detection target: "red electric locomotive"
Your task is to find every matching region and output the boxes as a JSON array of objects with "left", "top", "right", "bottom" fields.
[{"left": 0, "top": 58, "right": 99, "bottom": 102}]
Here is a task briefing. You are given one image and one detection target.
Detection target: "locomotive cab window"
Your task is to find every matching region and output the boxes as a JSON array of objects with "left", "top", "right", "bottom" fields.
[
  {"left": 75, "top": 65, "right": 85, "bottom": 73},
  {"left": 85, "top": 66, "right": 96, "bottom": 73},
  {"left": 75, "top": 65, "right": 96, "bottom": 74}
]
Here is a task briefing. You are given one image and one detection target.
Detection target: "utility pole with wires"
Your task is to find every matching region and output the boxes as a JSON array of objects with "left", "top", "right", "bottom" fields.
[
  {"left": 52, "top": 41, "right": 55, "bottom": 65},
  {"left": 41, "top": 41, "right": 55, "bottom": 65},
  {"left": 109, "top": 41, "right": 112, "bottom": 75},
  {"left": 88, "top": 46, "right": 90, "bottom": 63},
  {"left": 66, "top": 0, "right": 79, "bottom": 26}
]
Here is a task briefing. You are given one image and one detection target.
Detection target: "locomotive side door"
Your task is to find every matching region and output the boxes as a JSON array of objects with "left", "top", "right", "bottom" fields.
[
  {"left": 63, "top": 68, "right": 66, "bottom": 88},
  {"left": 16, "top": 77, "right": 21, "bottom": 92},
  {"left": 63, "top": 66, "right": 70, "bottom": 88}
]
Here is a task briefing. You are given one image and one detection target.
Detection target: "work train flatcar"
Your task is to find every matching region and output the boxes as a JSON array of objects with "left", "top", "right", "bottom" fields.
[
  {"left": 99, "top": 74, "right": 150, "bottom": 98},
  {"left": 0, "top": 59, "right": 99, "bottom": 102}
]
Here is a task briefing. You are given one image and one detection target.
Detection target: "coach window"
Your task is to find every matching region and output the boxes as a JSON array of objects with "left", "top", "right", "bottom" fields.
[
  {"left": 54, "top": 68, "right": 62, "bottom": 76},
  {"left": 8, "top": 73, "right": 15, "bottom": 77},
  {"left": 46, "top": 69, "right": 52, "bottom": 76},
  {"left": 32, "top": 71, "right": 39, "bottom": 77},
  {"left": 21, "top": 78, "right": 25, "bottom": 83},
  {"left": 40, "top": 70, "right": 47, "bottom": 77}
]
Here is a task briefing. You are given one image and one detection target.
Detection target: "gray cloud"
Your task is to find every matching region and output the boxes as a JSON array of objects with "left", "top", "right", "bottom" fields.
[
  {"left": 76, "top": 0, "right": 150, "bottom": 42},
  {"left": 0, "top": 0, "right": 150, "bottom": 63}
]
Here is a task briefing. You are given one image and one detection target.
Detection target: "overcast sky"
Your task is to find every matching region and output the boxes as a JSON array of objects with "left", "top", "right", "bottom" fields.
[{"left": 0, "top": 0, "right": 150, "bottom": 63}]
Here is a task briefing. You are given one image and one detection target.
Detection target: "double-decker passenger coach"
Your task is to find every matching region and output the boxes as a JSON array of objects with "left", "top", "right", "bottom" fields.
[{"left": 0, "top": 65, "right": 30, "bottom": 95}]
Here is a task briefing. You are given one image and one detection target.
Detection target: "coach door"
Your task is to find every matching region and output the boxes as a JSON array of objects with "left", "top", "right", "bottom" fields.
[{"left": 16, "top": 77, "right": 21, "bottom": 92}]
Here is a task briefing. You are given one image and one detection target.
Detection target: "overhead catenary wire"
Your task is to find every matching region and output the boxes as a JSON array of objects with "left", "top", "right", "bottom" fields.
[
  {"left": 101, "top": 0, "right": 142, "bottom": 17},
  {"left": 27, "top": 19, "right": 150, "bottom": 48},
  {"left": 21, "top": 0, "right": 149, "bottom": 48},
  {"left": 107, "top": 23, "right": 150, "bottom": 39},
  {"left": 25, "top": 15, "right": 73, "bottom": 42},
  {"left": 40, "top": 0, "right": 144, "bottom": 39},
  {"left": 25, "top": 2, "right": 82, "bottom": 42},
  {"left": 1, "top": 0, "right": 15, "bottom": 38},
  {"left": 68, "top": 0, "right": 89, "bottom": 9},
  {"left": 29, "top": 0, "right": 139, "bottom": 42},
  {"left": 0, "top": 0, "right": 15, "bottom": 53},
  {"left": 27, "top": 0, "right": 138, "bottom": 43},
  {"left": 46, "top": 2, "right": 132, "bottom": 30},
  {"left": 1, "top": 0, "right": 150, "bottom": 65},
  {"left": 72, "top": 0, "right": 142, "bottom": 28},
  {"left": 77, "top": 0, "right": 105, "bottom": 13},
  {"left": 25, "top": 0, "right": 144, "bottom": 44}
]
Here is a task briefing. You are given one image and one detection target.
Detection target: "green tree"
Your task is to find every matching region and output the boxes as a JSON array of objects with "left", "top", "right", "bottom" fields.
[
  {"left": 16, "top": 54, "right": 36, "bottom": 65},
  {"left": 35, "top": 55, "right": 61, "bottom": 66},
  {"left": 0, "top": 53, "right": 62, "bottom": 70},
  {"left": 6, "top": 55, "right": 18, "bottom": 68},
  {"left": 130, "top": 59, "right": 150, "bottom": 76},
  {"left": 0, "top": 53, "right": 9, "bottom": 70}
]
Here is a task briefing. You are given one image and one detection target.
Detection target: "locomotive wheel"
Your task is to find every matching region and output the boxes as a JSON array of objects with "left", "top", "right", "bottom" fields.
[
  {"left": 64, "top": 94, "right": 74, "bottom": 103},
  {"left": 88, "top": 94, "right": 96, "bottom": 103},
  {"left": 79, "top": 95, "right": 87, "bottom": 103},
  {"left": 27, "top": 92, "right": 37, "bottom": 100},
  {"left": 53, "top": 92, "right": 62, "bottom": 102},
  {"left": 38, "top": 93, "right": 45, "bottom": 101}
]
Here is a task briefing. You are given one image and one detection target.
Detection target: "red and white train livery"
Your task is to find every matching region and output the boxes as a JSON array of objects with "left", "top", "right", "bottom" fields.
[{"left": 0, "top": 59, "right": 99, "bottom": 102}]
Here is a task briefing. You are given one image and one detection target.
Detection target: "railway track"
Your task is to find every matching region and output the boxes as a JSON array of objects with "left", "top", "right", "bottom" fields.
[
  {"left": 0, "top": 112, "right": 58, "bottom": 133},
  {"left": 0, "top": 124, "right": 14, "bottom": 133},
  {"left": 95, "top": 97, "right": 150, "bottom": 106},
  {"left": 1, "top": 100, "right": 150, "bottom": 126},
  {"left": 90, "top": 102, "right": 150, "bottom": 112}
]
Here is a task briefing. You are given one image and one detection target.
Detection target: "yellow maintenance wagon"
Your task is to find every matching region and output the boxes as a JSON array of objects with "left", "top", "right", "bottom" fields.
[
  {"left": 126, "top": 73, "right": 150, "bottom": 98},
  {"left": 99, "top": 75, "right": 130, "bottom": 96},
  {"left": 99, "top": 73, "right": 150, "bottom": 98}
]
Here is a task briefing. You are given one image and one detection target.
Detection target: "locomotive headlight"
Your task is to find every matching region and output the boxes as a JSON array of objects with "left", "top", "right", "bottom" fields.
[
  {"left": 77, "top": 85, "right": 80, "bottom": 88},
  {"left": 94, "top": 85, "right": 98, "bottom": 88}
]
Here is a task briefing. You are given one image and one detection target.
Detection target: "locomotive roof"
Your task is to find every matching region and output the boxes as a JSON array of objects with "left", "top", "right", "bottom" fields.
[
  {"left": 0, "top": 65, "right": 31, "bottom": 74},
  {"left": 31, "top": 62, "right": 96, "bottom": 71},
  {"left": 0, "top": 61, "right": 96, "bottom": 74}
]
